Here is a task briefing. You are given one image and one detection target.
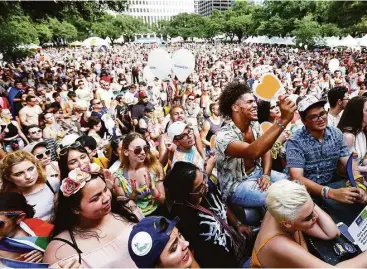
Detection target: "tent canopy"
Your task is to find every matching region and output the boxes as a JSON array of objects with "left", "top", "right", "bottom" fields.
[{"left": 82, "top": 37, "right": 109, "bottom": 47}]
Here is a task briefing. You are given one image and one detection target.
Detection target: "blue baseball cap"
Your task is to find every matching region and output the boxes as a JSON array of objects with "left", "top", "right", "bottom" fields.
[{"left": 128, "top": 216, "right": 180, "bottom": 268}]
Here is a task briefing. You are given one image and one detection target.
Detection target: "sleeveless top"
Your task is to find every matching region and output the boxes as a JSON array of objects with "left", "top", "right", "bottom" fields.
[
  {"left": 205, "top": 117, "right": 222, "bottom": 142},
  {"left": 1, "top": 122, "right": 18, "bottom": 139},
  {"left": 51, "top": 224, "right": 136, "bottom": 268},
  {"left": 114, "top": 168, "right": 158, "bottom": 216},
  {"left": 251, "top": 231, "right": 304, "bottom": 268}
]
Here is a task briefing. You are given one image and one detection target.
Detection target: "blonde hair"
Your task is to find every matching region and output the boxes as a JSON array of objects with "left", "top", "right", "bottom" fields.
[
  {"left": 266, "top": 180, "right": 310, "bottom": 222},
  {"left": 0, "top": 151, "right": 46, "bottom": 193}
]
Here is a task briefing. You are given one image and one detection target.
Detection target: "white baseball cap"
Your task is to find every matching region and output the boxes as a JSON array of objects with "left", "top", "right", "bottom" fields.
[
  {"left": 297, "top": 95, "right": 326, "bottom": 114},
  {"left": 167, "top": 121, "right": 188, "bottom": 140}
]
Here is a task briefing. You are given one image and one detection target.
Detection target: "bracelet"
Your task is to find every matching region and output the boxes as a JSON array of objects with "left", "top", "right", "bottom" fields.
[
  {"left": 152, "top": 191, "right": 161, "bottom": 200},
  {"left": 262, "top": 174, "right": 271, "bottom": 181},
  {"left": 321, "top": 186, "right": 330, "bottom": 199},
  {"left": 275, "top": 120, "right": 286, "bottom": 130},
  {"left": 236, "top": 220, "right": 242, "bottom": 228}
]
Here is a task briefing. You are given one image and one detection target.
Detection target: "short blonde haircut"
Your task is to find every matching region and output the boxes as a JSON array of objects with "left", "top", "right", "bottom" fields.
[
  {"left": 266, "top": 180, "right": 310, "bottom": 222},
  {"left": 0, "top": 151, "right": 46, "bottom": 193}
]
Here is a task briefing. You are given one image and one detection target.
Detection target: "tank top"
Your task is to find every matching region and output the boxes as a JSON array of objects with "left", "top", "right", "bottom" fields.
[
  {"left": 1, "top": 122, "right": 18, "bottom": 139},
  {"left": 205, "top": 117, "right": 222, "bottom": 142}
]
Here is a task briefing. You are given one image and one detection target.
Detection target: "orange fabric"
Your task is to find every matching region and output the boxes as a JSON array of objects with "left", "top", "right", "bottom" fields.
[{"left": 250, "top": 232, "right": 285, "bottom": 268}]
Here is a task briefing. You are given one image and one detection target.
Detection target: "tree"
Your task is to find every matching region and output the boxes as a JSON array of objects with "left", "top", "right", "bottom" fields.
[
  {"left": 48, "top": 18, "right": 78, "bottom": 44},
  {"left": 0, "top": 15, "right": 38, "bottom": 60},
  {"left": 167, "top": 13, "right": 205, "bottom": 40},
  {"left": 35, "top": 22, "right": 53, "bottom": 45},
  {"left": 292, "top": 14, "right": 321, "bottom": 46},
  {"left": 320, "top": 23, "right": 342, "bottom": 37}
]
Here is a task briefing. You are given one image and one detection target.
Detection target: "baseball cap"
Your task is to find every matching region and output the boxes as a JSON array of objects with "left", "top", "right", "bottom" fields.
[
  {"left": 139, "top": 91, "right": 148, "bottom": 99},
  {"left": 167, "top": 121, "right": 188, "bottom": 140},
  {"left": 24, "top": 141, "right": 48, "bottom": 154},
  {"left": 297, "top": 95, "right": 326, "bottom": 115},
  {"left": 128, "top": 216, "right": 180, "bottom": 268}
]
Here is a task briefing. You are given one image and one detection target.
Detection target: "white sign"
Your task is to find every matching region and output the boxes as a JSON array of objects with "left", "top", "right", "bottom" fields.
[{"left": 348, "top": 206, "right": 367, "bottom": 252}]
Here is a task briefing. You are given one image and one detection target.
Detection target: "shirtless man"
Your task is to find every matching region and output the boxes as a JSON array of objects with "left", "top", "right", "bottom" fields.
[{"left": 19, "top": 95, "right": 43, "bottom": 127}]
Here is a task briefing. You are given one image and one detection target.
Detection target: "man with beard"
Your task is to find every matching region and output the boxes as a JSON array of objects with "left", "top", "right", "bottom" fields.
[
  {"left": 327, "top": 86, "right": 349, "bottom": 127},
  {"left": 215, "top": 82, "right": 295, "bottom": 208},
  {"left": 287, "top": 95, "right": 367, "bottom": 224}
]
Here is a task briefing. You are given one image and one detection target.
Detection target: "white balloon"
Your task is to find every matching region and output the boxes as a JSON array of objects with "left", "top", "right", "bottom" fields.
[
  {"left": 148, "top": 48, "right": 172, "bottom": 80},
  {"left": 172, "top": 49, "right": 195, "bottom": 82},
  {"left": 294, "top": 48, "right": 299, "bottom": 53},
  {"left": 328, "top": 58, "right": 340, "bottom": 73},
  {"left": 143, "top": 65, "right": 155, "bottom": 82},
  {"left": 299, "top": 43, "right": 303, "bottom": 47},
  {"left": 304, "top": 44, "right": 308, "bottom": 49}
]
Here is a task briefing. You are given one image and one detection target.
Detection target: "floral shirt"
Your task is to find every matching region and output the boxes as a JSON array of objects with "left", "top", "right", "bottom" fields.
[{"left": 215, "top": 120, "right": 263, "bottom": 202}]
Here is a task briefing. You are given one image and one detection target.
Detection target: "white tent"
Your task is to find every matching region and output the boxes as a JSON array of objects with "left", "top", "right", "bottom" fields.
[
  {"left": 340, "top": 35, "right": 358, "bottom": 47},
  {"left": 18, "top": 43, "right": 41, "bottom": 50},
  {"left": 82, "top": 37, "right": 109, "bottom": 48},
  {"left": 359, "top": 35, "right": 367, "bottom": 47}
]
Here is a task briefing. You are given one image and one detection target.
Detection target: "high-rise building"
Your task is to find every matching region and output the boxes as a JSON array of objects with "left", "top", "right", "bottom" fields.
[
  {"left": 124, "top": 0, "right": 195, "bottom": 26},
  {"left": 196, "top": 0, "right": 234, "bottom": 16}
]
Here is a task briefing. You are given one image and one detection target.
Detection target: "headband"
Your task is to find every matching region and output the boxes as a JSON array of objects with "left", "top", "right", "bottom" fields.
[{"left": 60, "top": 163, "right": 102, "bottom": 197}]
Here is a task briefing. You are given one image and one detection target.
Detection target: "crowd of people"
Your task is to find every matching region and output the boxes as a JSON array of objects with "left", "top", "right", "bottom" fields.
[{"left": 0, "top": 42, "right": 367, "bottom": 268}]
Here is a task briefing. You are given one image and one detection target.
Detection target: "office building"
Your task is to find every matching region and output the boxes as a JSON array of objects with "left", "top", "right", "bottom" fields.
[
  {"left": 196, "top": 0, "right": 234, "bottom": 16},
  {"left": 125, "top": 0, "right": 195, "bottom": 25}
]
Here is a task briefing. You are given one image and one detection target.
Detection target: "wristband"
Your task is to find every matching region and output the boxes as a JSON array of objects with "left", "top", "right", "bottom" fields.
[
  {"left": 275, "top": 120, "right": 286, "bottom": 130},
  {"left": 321, "top": 186, "right": 330, "bottom": 199}
]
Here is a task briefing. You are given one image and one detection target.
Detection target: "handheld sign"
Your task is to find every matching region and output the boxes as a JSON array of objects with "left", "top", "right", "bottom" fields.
[
  {"left": 328, "top": 58, "right": 340, "bottom": 74},
  {"left": 260, "top": 122, "right": 273, "bottom": 134},
  {"left": 148, "top": 48, "right": 172, "bottom": 80},
  {"left": 254, "top": 73, "right": 283, "bottom": 101},
  {"left": 172, "top": 49, "right": 195, "bottom": 82}
]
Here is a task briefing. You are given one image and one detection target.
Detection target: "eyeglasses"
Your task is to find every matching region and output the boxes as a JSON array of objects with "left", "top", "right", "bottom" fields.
[
  {"left": 94, "top": 101, "right": 101, "bottom": 105},
  {"left": 31, "top": 129, "right": 42, "bottom": 135},
  {"left": 174, "top": 128, "right": 193, "bottom": 141},
  {"left": 35, "top": 150, "right": 51, "bottom": 160},
  {"left": 188, "top": 98, "right": 195, "bottom": 101},
  {"left": 306, "top": 111, "right": 328, "bottom": 122},
  {"left": 189, "top": 172, "right": 209, "bottom": 196},
  {"left": 130, "top": 145, "right": 150, "bottom": 155},
  {"left": 60, "top": 141, "right": 82, "bottom": 156}
]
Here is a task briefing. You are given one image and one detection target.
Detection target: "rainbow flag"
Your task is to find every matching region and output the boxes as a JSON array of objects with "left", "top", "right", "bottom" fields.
[{"left": 0, "top": 218, "right": 53, "bottom": 254}]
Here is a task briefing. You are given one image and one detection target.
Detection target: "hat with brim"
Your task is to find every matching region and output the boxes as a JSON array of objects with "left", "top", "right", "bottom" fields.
[
  {"left": 24, "top": 141, "right": 48, "bottom": 154},
  {"left": 167, "top": 121, "right": 188, "bottom": 140},
  {"left": 298, "top": 95, "right": 326, "bottom": 117}
]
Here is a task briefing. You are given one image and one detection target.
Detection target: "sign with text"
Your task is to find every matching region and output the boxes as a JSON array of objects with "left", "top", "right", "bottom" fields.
[{"left": 348, "top": 206, "right": 367, "bottom": 252}]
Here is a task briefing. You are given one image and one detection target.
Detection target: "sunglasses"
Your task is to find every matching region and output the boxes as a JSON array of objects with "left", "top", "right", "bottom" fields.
[
  {"left": 174, "top": 128, "right": 193, "bottom": 141},
  {"left": 31, "top": 129, "right": 42, "bottom": 135},
  {"left": 189, "top": 173, "right": 209, "bottom": 196},
  {"left": 35, "top": 150, "right": 51, "bottom": 160},
  {"left": 130, "top": 145, "right": 150, "bottom": 155},
  {"left": 94, "top": 102, "right": 101, "bottom": 105},
  {"left": 188, "top": 98, "right": 195, "bottom": 101},
  {"left": 60, "top": 141, "right": 82, "bottom": 156},
  {"left": 270, "top": 104, "right": 279, "bottom": 110}
]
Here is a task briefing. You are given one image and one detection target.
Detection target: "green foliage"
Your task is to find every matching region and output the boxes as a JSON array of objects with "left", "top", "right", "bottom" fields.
[
  {"left": 35, "top": 23, "right": 53, "bottom": 45},
  {"left": 292, "top": 14, "right": 321, "bottom": 46}
]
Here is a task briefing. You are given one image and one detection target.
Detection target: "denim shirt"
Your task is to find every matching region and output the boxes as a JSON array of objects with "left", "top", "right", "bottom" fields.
[
  {"left": 215, "top": 120, "right": 262, "bottom": 202},
  {"left": 286, "top": 126, "right": 349, "bottom": 185}
]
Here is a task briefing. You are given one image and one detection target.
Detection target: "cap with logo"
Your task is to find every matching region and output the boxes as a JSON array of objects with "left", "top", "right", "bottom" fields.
[
  {"left": 138, "top": 91, "right": 148, "bottom": 99},
  {"left": 297, "top": 95, "right": 326, "bottom": 116},
  {"left": 167, "top": 121, "right": 188, "bottom": 140},
  {"left": 128, "top": 216, "right": 180, "bottom": 268}
]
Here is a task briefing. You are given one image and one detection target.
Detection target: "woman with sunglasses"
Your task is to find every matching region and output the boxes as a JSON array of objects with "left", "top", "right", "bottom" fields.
[
  {"left": 24, "top": 141, "right": 60, "bottom": 181},
  {"left": 114, "top": 132, "right": 166, "bottom": 217},
  {"left": 0, "top": 151, "right": 58, "bottom": 222},
  {"left": 43, "top": 163, "right": 139, "bottom": 268},
  {"left": 0, "top": 192, "right": 53, "bottom": 264},
  {"left": 250, "top": 180, "right": 367, "bottom": 268},
  {"left": 0, "top": 108, "right": 29, "bottom": 152}
]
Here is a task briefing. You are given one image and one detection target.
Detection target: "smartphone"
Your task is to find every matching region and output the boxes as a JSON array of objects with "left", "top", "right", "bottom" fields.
[{"left": 337, "top": 222, "right": 355, "bottom": 244}]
